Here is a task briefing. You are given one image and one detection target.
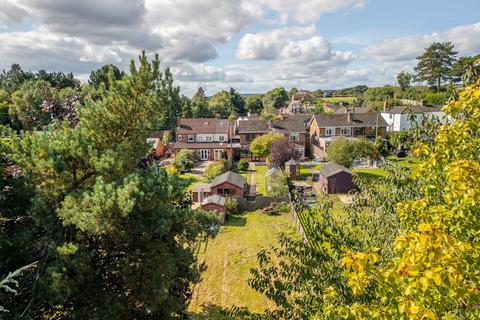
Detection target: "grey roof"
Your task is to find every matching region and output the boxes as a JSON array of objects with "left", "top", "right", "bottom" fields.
[
  {"left": 319, "top": 163, "right": 352, "bottom": 178},
  {"left": 271, "top": 119, "right": 306, "bottom": 133},
  {"left": 201, "top": 194, "right": 226, "bottom": 206},
  {"left": 177, "top": 118, "right": 229, "bottom": 134},
  {"left": 312, "top": 111, "right": 388, "bottom": 128},
  {"left": 237, "top": 119, "right": 270, "bottom": 133},
  {"left": 280, "top": 113, "right": 314, "bottom": 122},
  {"left": 210, "top": 171, "right": 246, "bottom": 189},
  {"left": 285, "top": 159, "right": 298, "bottom": 166},
  {"left": 381, "top": 105, "right": 444, "bottom": 114}
]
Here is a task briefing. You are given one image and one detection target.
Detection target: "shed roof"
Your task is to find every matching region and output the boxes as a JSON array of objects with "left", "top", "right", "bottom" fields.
[
  {"left": 201, "top": 194, "right": 226, "bottom": 206},
  {"left": 285, "top": 159, "right": 298, "bottom": 166},
  {"left": 210, "top": 171, "right": 246, "bottom": 189},
  {"left": 319, "top": 162, "right": 352, "bottom": 178}
]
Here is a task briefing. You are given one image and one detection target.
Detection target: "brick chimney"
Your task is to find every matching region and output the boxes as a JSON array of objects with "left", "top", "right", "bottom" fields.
[{"left": 383, "top": 100, "right": 388, "bottom": 112}]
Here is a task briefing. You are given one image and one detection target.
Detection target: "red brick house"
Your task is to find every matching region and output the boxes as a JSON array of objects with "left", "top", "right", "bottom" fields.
[
  {"left": 309, "top": 110, "right": 388, "bottom": 158},
  {"left": 318, "top": 163, "right": 356, "bottom": 194},
  {"left": 236, "top": 115, "right": 310, "bottom": 159},
  {"left": 173, "top": 118, "right": 237, "bottom": 161}
]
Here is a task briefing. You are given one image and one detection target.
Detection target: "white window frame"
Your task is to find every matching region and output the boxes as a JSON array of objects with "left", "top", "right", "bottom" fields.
[
  {"left": 219, "top": 135, "right": 225, "bottom": 142},
  {"left": 214, "top": 149, "right": 224, "bottom": 160},
  {"left": 340, "top": 127, "right": 351, "bottom": 136},
  {"left": 177, "top": 135, "right": 183, "bottom": 141},
  {"left": 206, "top": 136, "right": 212, "bottom": 142},
  {"left": 289, "top": 132, "right": 300, "bottom": 141},
  {"left": 325, "top": 127, "right": 335, "bottom": 136},
  {"left": 188, "top": 134, "right": 194, "bottom": 142}
]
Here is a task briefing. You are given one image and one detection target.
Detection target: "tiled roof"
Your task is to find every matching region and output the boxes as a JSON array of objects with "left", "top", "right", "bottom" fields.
[
  {"left": 210, "top": 171, "right": 246, "bottom": 189},
  {"left": 381, "top": 105, "right": 444, "bottom": 114},
  {"left": 237, "top": 119, "right": 270, "bottom": 133},
  {"left": 201, "top": 194, "right": 226, "bottom": 206},
  {"left": 176, "top": 118, "right": 229, "bottom": 134},
  {"left": 319, "top": 162, "right": 352, "bottom": 178},
  {"left": 271, "top": 119, "right": 306, "bottom": 133},
  {"left": 312, "top": 111, "right": 388, "bottom": 128}
]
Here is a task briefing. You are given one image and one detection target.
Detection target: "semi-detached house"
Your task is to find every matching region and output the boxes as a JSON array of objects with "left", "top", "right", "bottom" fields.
[
  {"left": 236, "top": 114, "right": 310, "bottom": 160},
  {"left": 173, "top": 118, "right": 237, "bottom": 161},
  {"left": 309, "top": 110, "right": 388, "bottom": 158}
]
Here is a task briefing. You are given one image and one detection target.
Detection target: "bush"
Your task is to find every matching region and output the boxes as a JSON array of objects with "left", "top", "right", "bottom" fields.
[
  {"left": 327, "top": 138, "right": 375, "bottom": 168},
  {"left": 173, "top": 149, "right": 194, "bottom": 172},
  {"left": 224, "top": 197, "right": 238, "bottom": 215},
  {"left": 204, "top": 161, "right": 226, "bottom": 182},
  {"left": 237, "top": 159, "right": 249, "bottom": 171}
]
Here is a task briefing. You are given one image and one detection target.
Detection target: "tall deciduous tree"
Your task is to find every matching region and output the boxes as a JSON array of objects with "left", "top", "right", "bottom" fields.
[
  {"left": 414, "top": 42, "right": 457, "bottom": 90},
  {"left": 249, "top": 132, "right": 284, "bottom": 158},
  {"left": 397, "top": 71, "right": 412, "bottom": 90},
  {"left": 262, "top": 88, "right": 288, "bottom": 115},
  {"left": 245, "top": 96, "right": 264, "bottom": 115},
  {"left": 0, "top": 52, "right": 216, "bottom": 318}
]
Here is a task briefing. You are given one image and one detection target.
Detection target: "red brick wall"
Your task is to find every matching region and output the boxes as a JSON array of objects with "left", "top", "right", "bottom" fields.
[{"left": 210, "top": 182, "right": 245, "bottom": 196}]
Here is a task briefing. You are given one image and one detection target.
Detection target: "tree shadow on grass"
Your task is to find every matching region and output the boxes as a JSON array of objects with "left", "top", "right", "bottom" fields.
[
  {"left": 189, "top": 303, "right": 236, "bottom": 320},
  {"left": 224, "top": 214, "right": 247, "bottom": 227}
]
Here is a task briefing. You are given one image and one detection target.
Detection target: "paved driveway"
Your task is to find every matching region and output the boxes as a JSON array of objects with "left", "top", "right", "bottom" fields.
[{"left": 190, "top": 161, "right": 212, "bottom": 176}]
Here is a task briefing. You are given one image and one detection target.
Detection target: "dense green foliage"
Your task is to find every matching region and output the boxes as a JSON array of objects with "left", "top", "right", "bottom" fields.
[
  {"left": 88, "top": 64, "right": 125, "bottom": 89},
  {"left": 237, "top": 159, "right": 249, "bottom": 171},
  {"left": 397, "top": 71, "right": 412, "bottom": 90},
  {"left": 205, "top": 161, "right": 227, "bottom": 182},
  {"left": 0, "top": 53, "right": 216, "bottom": 319},
  {"left": 173, "top": 149, "right": 195, "bottom": 173},
  {"left": 249, "top": 133, "right": 284, "bottom": 158},
  {"left": 326, "top": 137, "right": 376, "bottom": 167}
]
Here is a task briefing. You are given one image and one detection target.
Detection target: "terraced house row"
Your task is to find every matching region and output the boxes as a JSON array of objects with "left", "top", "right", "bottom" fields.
[{"left": 169, "top": 109, "right": 391, "bottom": 161}]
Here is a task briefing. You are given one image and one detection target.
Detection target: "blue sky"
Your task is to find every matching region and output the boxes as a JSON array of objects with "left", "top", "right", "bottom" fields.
[{"left": 0, "top": 0, "right": 479, "bottom": 95}]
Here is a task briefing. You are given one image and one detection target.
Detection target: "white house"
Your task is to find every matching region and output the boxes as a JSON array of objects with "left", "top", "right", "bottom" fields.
[{"left": 380, "top": 103, "right": 445, "bottom": 132}]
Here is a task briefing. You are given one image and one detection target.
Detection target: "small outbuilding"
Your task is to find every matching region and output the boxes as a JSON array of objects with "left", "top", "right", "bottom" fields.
[
  {"left": 210, "top": 171, "right": 247, "bottom": 196},
  {"left": 285, "top": 159, "right": 300, "bottom": 179},
  {"left": 201, "top": 194, "right": 226, "bottom": 223},
  {"left": 318, "top": 163, "right": 355, "bottom": 194}
]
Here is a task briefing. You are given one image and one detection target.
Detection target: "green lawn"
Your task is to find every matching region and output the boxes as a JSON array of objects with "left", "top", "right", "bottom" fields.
[
  {"left": 188, "top": 210, "right": 295, "bottom": 316},
  {"left": 386, "top": 156, "right": 420, "bottom": 170},
  {"left": 321, "top": 97, "right": 356, "bottom": 104},
  {"left": 299, "top": 164, "right": 323, "bottom": 178},
  {"left": 252, "top": 165, "right": 268, "bottom": 195},
  {"left": 353, "top": 167, "right": 387, "bottom": 182}
]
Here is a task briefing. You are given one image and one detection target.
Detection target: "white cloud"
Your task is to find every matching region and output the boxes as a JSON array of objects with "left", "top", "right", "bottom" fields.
[
  {"left": 361, "top": 22, "right": 480, "bottom": 62},
  {"left": 0, "top": 0, "right": 29, "bottom": 27},
  {"left": 261, "top": 0, "right": 365, "bottom": 24}
]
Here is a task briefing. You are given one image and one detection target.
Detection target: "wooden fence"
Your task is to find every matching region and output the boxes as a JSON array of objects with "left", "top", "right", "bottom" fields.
[{"left": 288, "top": 193, "right": 308, "bottom": 243}]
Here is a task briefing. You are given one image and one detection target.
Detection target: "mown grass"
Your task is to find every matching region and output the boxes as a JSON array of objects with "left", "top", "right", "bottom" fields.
[
  {"left": 252, "top": 165, "right": 268, "bottom": 195},
  {"left": 386, "top": 156, "right": 420, "bottom": 170},
  {"left": 188, "top": 210, "right": 295, "bottom": 315}
]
